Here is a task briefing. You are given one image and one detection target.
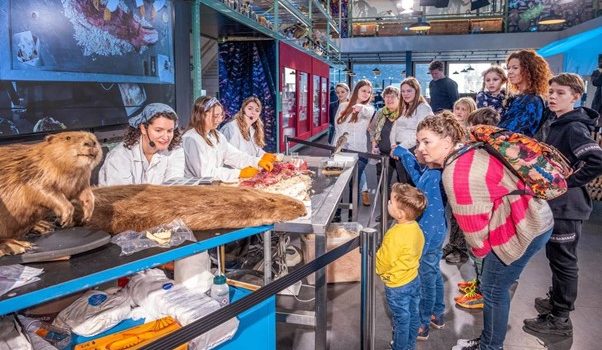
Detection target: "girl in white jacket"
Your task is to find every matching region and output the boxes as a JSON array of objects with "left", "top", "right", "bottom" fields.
[
  {"left": 333, "top": 79, "right": 375, "bottom": 203},
  {"left": 221, "top": 96, "right": 267, "bottom": 157},
  {"left": 182, "top": 96, "right": 274, "bottom": 183},
  {"left": 99, "top": 103, "right": 184, "bottom": 186}
]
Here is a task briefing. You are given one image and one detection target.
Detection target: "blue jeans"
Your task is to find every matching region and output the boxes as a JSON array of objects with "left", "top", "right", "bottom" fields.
[
  {"left": 419, "top": 249, "right": 445, "bottom": 328},
  {"left": 479, "top": 228, "right": 552, "bottom": 350},
  {"left": 385, "top": 276, "right": 421, "bottom": 350}
]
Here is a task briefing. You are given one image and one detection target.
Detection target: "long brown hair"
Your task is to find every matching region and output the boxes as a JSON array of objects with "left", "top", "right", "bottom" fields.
[
  {"left": 123, "top": 112, "right": 182, "bottom": 151},
  {"left": 337, "top": 79, "right": 373, "bottom": 124},
  {"left": 399, "top": 77, "right": 427, "bottom": 118},
  {"left": 506, "top": 49, "right": 552, "bottom": 96},
  {"left": 234, "top": 96, "right": 266, "bottom": 148},
  {"left": 187, "top": 96, "right": 223, "bottom": 147}
]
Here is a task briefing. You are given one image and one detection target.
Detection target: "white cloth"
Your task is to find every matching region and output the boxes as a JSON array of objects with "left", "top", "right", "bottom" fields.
[
  {"left": 98, "top": 142, "right": 185, "bottom": 186},
  {"left": 332, "top": 102, "right": 375, "bottom": 153},
  {"left": 53, "top": 289, "right": 131, "bottom": 337},
  {"left": 391, "top": 103, "right": 433, "bottom": 149},
  {"left": 220, "top": 120, "right": 266, "bottom": 158},
  {"left": 0, "top": 315, "right": 33, "bottom": 350},
  {"left": 0, "top": 264, "right": 44, "bottom": 297},
  {"left": 182, "top": 129, "right": 260, "bottom": 183}
]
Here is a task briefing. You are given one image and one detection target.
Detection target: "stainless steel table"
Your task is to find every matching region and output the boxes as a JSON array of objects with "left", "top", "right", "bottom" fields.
[{"left": 275, "top": 154, "right": 359, "bottom": 350}]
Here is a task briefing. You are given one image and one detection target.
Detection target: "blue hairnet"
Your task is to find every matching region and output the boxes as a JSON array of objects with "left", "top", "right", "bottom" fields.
[{"left": 128, "top": 103, "right": 178, "bottom": 128}]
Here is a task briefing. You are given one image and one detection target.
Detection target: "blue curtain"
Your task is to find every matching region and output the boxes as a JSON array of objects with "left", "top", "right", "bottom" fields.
[{"left": 218, "top": 41, "right": 277, "bottom": 152}]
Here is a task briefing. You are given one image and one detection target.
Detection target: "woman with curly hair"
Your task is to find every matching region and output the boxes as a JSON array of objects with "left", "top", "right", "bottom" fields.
[
  {"left": 99, "top": 103, "right": 184, "bottom": 185},
  {"left": 499, "top": 49, "right": 553, "bottom": 137}
]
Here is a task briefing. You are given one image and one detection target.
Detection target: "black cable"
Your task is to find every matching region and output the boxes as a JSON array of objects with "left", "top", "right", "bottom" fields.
[
  {"left": 286, "top": 136, "right": 382, "bottom": 160},
  {"left": 140, "top": 235, "right": 360, "bottom": 350}
]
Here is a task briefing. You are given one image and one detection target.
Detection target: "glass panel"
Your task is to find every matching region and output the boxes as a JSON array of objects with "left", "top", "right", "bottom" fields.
[
  {"left": 414, "top": 63, "right": 431, "bottom": 98},
  {"left": 449, "top": 62, "right": 496, "bottom": 94},
  {"left": 313, "top": 75, "right": 321, "bottom": 127},
  {"left": 298, "top": 72, "right": 309, "bottom": 132},
  {"left": 321, "top": 77, "right": 329, "bottom": 124},
  {"left": 351, "top": 63, "right": 406, "bottom": 90},
  {"left": 282, "top": 67, "right": 297, "bottom": 138}
]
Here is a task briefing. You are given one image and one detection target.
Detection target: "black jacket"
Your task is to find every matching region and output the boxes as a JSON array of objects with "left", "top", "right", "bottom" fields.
[
  {"left": 546, "top": 107, "right": 602, "bottom": 220},
  {"left": 592, "top": 69, "right": 602, "bottom": 114}
]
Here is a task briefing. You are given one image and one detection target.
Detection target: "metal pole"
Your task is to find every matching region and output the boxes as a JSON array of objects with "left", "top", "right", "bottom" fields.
[
  {"left": 192, "top": 0, "right": 202, "bottom": 99},
  {"left": 351, "top": 157, "right": 359, "bottom": 222},
  {"left": 381, "top": 155, "right": 389, "bottom": 235},
  {"left": 263, "top": 230, "right": 272, "bottom": 285},
  {"left": 285, "top": 135, "right": 290, "bottom": 155},
  {"left": 360, "top": 227, "right": 377, "bottom": 350}
]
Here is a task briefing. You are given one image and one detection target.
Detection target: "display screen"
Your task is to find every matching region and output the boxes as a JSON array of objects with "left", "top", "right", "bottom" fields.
[{"left": 0, "top": 0, "right": 176, "bottom": 139}]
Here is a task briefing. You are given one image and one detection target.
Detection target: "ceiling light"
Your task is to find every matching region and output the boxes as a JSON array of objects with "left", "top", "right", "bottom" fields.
[
  {"left": 538, "top": 12, "right": 566, "bottom": 25},
  {"left": 466, "top": 65, "right": 474, "bottom": 71},
  {"left": 453, "top": 71, "right": 459, "bottom": 74},
  {"left": 372, "top": 68, "right": 381, "bottom": 76},
  {"left": 348, "top": 71, "right": 356, "bottom": 77},
  {"left": 461, "top": 68, "right": 467, "bottom": 73},
  {"left": 409, "top": 18, "right": 431, "bottom": 31}
]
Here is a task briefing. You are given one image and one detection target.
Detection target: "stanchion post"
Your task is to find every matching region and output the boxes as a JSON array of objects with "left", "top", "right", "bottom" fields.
[
  {"left": 360, "top": 227, "right": 377, "bottom": 350},
  {"left": 285, "top": 135, "right": 290, "bottom": 156},
  {"left": 381, "top": 155, "right": 389, "bottom": 237}
]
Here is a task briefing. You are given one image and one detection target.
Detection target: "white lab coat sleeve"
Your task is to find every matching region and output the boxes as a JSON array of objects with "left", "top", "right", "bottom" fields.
[
  {"left": 98, "top": 146, "right": 134, "bottom": 186},
  {"left": 183, "top": 134, "right": 205, "bottom": 178},
  {"left": 221, "top": 122, "right": 238, "bottom": 146},
  {"left": 183, "top": 132, "right": 245, "bottom": 183},
  {"left": 164, "top": 147, "right": 185, "bottom": 181},
  {"left": 222, "top": 137, "right": 260, "bottom": 171}
]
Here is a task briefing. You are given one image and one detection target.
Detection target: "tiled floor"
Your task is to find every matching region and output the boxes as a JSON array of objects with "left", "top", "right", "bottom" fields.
[{"left": 276, "top": 140, "right": 602, "bottom": 350}]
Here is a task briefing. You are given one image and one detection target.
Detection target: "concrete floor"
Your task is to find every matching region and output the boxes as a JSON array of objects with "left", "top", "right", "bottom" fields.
[{"left": 276, "top": 140, "right": 602, "bottom": 350}]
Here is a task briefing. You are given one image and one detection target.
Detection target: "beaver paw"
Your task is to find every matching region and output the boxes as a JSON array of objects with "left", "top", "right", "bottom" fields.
[
  {"left": 0, "top": 239, "right": 33, "bottom": 257},
  {"left": 31, "top": 220, "right": 57, "bottom": 235},
  {"left": 58, "top": 205, "right": 75, "bottom": 228}
]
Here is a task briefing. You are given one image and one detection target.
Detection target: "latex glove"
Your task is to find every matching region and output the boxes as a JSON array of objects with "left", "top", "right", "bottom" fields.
[
  {"left": 240, "top": 166, "right": 259, "bottom": 179},
  {"left": 261, "top": 153, "right": 278, "bottom": 163},
  {"left": 258, "top": 158, "right": 274, "bottom": 172}
]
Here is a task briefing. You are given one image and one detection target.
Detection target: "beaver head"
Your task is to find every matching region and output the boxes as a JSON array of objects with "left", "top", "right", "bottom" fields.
[{"left": 43, "top": 131, "right": 102, "bottom": 170}]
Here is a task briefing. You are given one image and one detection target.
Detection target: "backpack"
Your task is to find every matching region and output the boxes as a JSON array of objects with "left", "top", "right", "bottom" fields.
[{"left": 448, "top": 125, "right": 573, "bottom": 200}]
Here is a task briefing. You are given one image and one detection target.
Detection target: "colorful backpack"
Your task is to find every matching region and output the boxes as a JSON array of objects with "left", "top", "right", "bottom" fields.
[{"left": 453, "top": 125, "right": 573, "bottom": 200}]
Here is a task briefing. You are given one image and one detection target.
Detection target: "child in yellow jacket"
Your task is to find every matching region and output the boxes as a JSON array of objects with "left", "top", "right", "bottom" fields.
[{"left": 376, "top": 183, "right": 427, "bottom": 350}]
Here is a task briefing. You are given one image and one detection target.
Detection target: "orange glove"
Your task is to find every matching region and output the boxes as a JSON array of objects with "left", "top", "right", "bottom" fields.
[
  {"left": 258, "top": 158, "right": 274, "bottom": 172},
  {"left": 240, "top": 166, "right": 259, "bottom": 179},
  {"left": 261, "top": 153, "right": 278, "bottom": 163}
]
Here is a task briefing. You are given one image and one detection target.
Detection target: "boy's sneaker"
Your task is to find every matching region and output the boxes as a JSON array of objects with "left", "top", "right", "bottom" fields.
[
  {"left": 417, "top": 325, "right": 430, "bottom": 340},
  {"left": 457, "top": 279, "right": 477, "bottom": 293},
  {"left": 534, "top": 296, "right": 553, "bottom": 314},
  {"left": 451, "top": 337, "right": 480, "bottom": 350},
  {"left": 456, "top": 289, "right": 484, "bottom": 309},
  {"left": 523, "top": 313, "right": 573, "bottom": 336},
  {"left": 430, "top": 314, "right": 445, "bottom": 329}
]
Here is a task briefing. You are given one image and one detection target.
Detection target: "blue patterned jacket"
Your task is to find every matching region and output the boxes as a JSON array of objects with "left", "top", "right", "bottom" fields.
[{"left": 499, "top": 93, "right": 544, "bottom": 137}]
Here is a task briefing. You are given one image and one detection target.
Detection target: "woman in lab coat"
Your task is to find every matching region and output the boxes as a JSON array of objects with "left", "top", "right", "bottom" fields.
[
  {"left": 99, "top": 103, "right": 185, "bottom": 186},
  {"left": 220, "top": 96, "right": 267, "bottom": 157},
  {"left": 182, "top": 96, "right": 274, "bottom": 182}
]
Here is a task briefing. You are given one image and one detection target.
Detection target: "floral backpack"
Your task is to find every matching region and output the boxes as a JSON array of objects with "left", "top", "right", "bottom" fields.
[{"left": 451, "top": 125, "right": 573, "bottom": 200}]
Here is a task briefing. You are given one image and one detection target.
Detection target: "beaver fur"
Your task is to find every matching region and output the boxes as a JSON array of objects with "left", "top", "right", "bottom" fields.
[
  {"left": 88, "top": 184, "right": 307, "bottom": 234},
  {"left": 0, "top": 131, "right": 102, "bottom": 256}
]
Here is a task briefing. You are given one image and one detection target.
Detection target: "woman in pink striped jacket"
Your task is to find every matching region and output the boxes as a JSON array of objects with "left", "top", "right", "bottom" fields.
[{"left": 413, "top": 114, "right": 553, "bottom": 350}]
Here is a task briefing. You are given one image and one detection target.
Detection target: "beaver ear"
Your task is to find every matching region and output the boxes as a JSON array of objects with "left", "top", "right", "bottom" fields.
[{"left": 45, "top": 135, "right": 55, "bottom": 143}]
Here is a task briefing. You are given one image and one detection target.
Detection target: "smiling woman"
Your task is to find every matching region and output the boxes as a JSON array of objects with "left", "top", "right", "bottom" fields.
[{"left": 220, "top": 96, "right": 269, "bottom": 158}]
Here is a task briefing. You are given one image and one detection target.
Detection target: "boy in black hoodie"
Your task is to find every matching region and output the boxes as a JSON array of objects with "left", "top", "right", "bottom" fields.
[{"left": 524, "top": 73, "right": 602, "bottom": 336}]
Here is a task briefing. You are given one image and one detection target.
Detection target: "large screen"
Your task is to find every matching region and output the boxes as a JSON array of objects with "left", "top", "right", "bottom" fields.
[
  {"left": 0, "top": 0, "right": 176, "bottom": 139},
  {"left": 0, "top": 0, "right": 174, "bottom": 84}
]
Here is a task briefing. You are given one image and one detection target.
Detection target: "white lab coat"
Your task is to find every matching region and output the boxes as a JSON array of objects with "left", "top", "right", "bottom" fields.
[
  {"left": 332, "top": 102, "right": 375, "bottom": 152},
  {"left": 220, "top": 120, "right": 266, "bottom": 158},
  {"left": 98, "top": 142, "right": 185, "bottom": 186},
  {"left": 391, "top": 103, "right": 433, "bottom": 149},
  {"left": 182, "top": 128, "right": 260, "bottom": 183}
]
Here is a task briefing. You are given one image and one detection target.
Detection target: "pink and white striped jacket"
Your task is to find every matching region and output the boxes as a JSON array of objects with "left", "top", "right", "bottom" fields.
[{"left": 442, "top": 148, "right": 554, "bottom": 265}]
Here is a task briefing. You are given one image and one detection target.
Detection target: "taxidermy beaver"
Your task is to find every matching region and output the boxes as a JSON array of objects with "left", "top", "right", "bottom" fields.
[
  {"left": 88, "top": 185, "right": 307, "bottom": 234},
  {"left": 0, "top": 132, "right": 102, "bottom": 256}
]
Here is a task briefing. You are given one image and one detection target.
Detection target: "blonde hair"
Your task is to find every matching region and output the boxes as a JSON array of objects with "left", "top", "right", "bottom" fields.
[
  {"left": 417, "top": 113, "right": 466, "bottom": 145},
  {"left": 549, "top": 73, "right": 585, "bottom": 95},
  {"left": 187, "top": 96, "right": 223, "bottom": 147},
  {"left": 382, "top": 85, "right": 400, "bottom": 98},
  {"left": 335, "top": 83, "right": 351, "bottom": 102},
  {"left": 234, "top": 96, "right": 266, "bottom": 148},
  {"left": 453, "top": 97, "right": 477, "bottom": 114},
  {"left": 399, "top": 77, "right": 427, "bottom": 118},
  {"left": 337, "top": 80, "right": 373, "bottom": 124},
  {"left": 391, "top": 183, "right": 427, "bottom": 221}
]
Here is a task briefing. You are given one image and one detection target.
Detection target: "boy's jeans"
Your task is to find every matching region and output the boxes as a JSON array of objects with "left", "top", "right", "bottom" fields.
[
  {"left": 479, "top": 228, "right": 552, "bottom": 350},
  {"left": 419, "top": 249, "right": 445, "bottom": 328},
  {"left": 385, "top": 276, "right": 421, "bottom": 350}
]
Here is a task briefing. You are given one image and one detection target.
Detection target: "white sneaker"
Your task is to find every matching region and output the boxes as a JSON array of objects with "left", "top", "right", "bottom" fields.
[{"left": 451, "top": 337, "right": 480, "bottom": 350}]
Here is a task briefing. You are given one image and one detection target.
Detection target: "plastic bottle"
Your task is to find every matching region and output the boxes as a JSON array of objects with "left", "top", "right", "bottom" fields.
[
  {"left": 210, "top": 274, "right": 230, "bottom": 307},
  {"left": 17, "top": 315, "right": 71, "bottom": 349}
]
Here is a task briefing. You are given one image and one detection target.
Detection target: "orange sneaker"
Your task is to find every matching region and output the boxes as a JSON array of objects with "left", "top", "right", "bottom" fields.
[
  {"left": 457, "top": 279, "right": 477, "bottom": 292},
  {"left": 455, "top": 289, "right": 484, "bottom": 309}
]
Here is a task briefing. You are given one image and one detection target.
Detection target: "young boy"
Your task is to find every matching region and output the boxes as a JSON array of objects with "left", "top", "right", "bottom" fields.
[
  {"left": 524, "top": 73, "right": 602, "bottom": 336},
  {"left": 376, "top": 183, "right": 427, "bottom": 350}
]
